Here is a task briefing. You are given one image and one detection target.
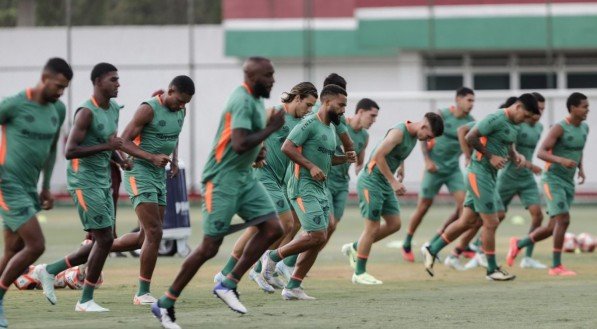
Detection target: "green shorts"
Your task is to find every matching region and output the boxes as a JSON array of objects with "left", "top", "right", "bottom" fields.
[
  {"left": 70, "top": 188, "right": 115, "bottom": 231},
  {"left": 542, "top": 178, "right": 574, "bottom": 217},
  {"left": 202, "top": 175, "right": 276, "bottom": 237},
  {"left": 327, "top": 184, "right": 349, "bottom": 220},
  {"left": 419, "top": 169, "right": 466, "bottom": 199},
  {"left": 463, "top": 169, "right": 500, "bottom": 214},
  {"left": 259, "top": 173, "right": 291, "bottom": 214},
  {"left": 497, "top": 174, "right": 541, "bottom": 211},
  {"left": 123, "top": 172, "right": 166, "bottom": 209},
  {"left": 290, "top": 193, "right": 330, "bottom": 232},
  {"left": 357, "top": 174, "right": 400, "bottom": 221},
  {"left": 0, "top": 181, "right": 40, "bottom": 232}
]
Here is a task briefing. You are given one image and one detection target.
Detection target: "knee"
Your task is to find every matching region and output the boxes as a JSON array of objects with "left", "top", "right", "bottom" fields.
[
  {"left": 464, "top": 216, "right": 479, "bottom": 227},
  {"left": 201, "top": 240, "right": 223, "bottom": 259},
  {"left": 483, "top": 219, "right": 500, "bottom": 232},
  {"left": 267, "top": 221, "right": 284, "bottom": 241},
  {"left": 28, "top": 240, "right": 45, "bottom": 257},
  {"left": 389, "top": 220, "right": 401, "bottom": 233},
  {"left": 145, "top": 225, "right": 163, "bottom": 243},
  {"left": 310, "top": 232, "right": 328, "bottom": 247},
  {"left": 497, "top": 212, "right": 506, "bottom": 222},
  {"left": 280, "top": 219, "right": 294, "bottom": 236},
  {"left": 557, "top": 215, "right": 570, "bottom": 226},
  {"left": 96, "top": 232, "right": 115, "bottom": 247}
]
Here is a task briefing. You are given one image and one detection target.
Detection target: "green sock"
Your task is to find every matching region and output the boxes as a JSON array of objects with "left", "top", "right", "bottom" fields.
[
  {"left": 221, "top": 255, "right": 238, "bottom": 276},
  {"left": 429, "top": 237, "right": 448, "bottom": 255},
  {"left": 283, "top": 254, "right": 298, "bottom": 267},
  {"left": 553, "top": 251, "right": 562, "bottom": 267},
  {"left": 473, "top": 237, "right": 482, "bottom": 248},
  {"left": 80, "top": 283, "right": 95, "bottom": 303},
  {"left": 355, "top": 256, "right": 367, "bottom": 275},
  {"left": 429, "top": 233, "right": 442, "bottom": 245},
  {"left": 268, "top": 250, "right": 283, "bottom": 263},
  {"left": 525, "top": 243, "right": 535, "bottom": 258},
  {"left": 286, "top": 277, "right": 302, "bottom": 289},
  {"left": 0, "top": 286, "right": 6, "bottom": 301},
  {"left": 403, "top": 234, "right": 413, "bottom": 250},
  {"left": 46, "top": 258, "right": 69, "bottom": 275},
  {"left": 352, "top": 241, "right": 358, "bottom": 250},
  {"left": 486, "top": 254, "right": 497, "bottom": 273},
  {"left": 517, "top": 236, "right": 534, "bottom": 250},
  {"left": 158, "top": 287, "right": 180, "bottom": 309},
  {"left": 222, "top": 273, "right": 239, "bottom": 289},
  {"left": 254, "top": 259, "right": 262, "bottom": 272},
  {"left": 137, "top": 278, "right": 151, "bottom": 296}
]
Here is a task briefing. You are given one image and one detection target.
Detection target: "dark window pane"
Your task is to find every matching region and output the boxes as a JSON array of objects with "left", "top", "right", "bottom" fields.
[
  {"left": 471, "top": 55, "right": 509, "bottom": 67},
  {"left": 427, "top": 75, "right": 463, "bottom": 91},
  {"left": 474, "top": 74, "right": 510, "bottom": 90},
  {"left": 565, "top": 53, "right": 597, "bottom": 66},
  {"left": 424, "top": 55, "right": 463, "bottom": 67},
  {"left": 567, "top": 73, "right": 597, "bottom": 88},
  {"left": 520, "top": 73, "right": 557, "bottom": 89}
]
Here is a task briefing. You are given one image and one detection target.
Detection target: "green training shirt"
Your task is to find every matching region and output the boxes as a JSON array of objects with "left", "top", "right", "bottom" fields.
[{"left": 67, "top": 98, "right": 121, "bottom": 189}]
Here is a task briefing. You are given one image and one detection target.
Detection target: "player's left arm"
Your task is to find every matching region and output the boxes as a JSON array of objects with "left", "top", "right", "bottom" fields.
[
  {"left": 508, "top": 144, "right": 525, "bottom": 168},
  {"left": 40, "top": 102, "right": 67, "bottom": 210},
  {"left": 578, "top": 154, "right": 585, "bottom": 184},
  {"left": 170, "top": 141, "right": 179, "bottom": 178},
  {"left": 354, "top": 135, "right": 369, "bottom": 176}
]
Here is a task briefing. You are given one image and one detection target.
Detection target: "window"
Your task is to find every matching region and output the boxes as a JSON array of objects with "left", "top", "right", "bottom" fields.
[
  {"left": 567, "top": 73, "right": 597, "bottom": 88},
  {"left": 471, "top": 55, "right": 509, "bottom": 67},
  {"left": 474, "top": 74, "right": 509, "bottom": 90},
  {"left": 520, "top": 73, "right": 557, "bottom": 89},
  {"left": 424, "top": 55, "right": 463, "bottom": 67},
  {"left": 427, "top": 75, "right": 464, "bottom": 91}
]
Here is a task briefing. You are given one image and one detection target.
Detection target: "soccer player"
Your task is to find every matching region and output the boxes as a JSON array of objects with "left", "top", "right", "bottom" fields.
[
  {"left": 260, "top": 84, "right": 355, "bottom": 300},
  {"left": 324, "top": 98, "right": 378, "bottom": 247},
  {"left": 423, "top": 94, "right": 540, "bottom": 281},
  {"left": 344, "top": 113, "right": 444, "bottom": 284},
  {"left": 213, "top": 82, "right": 318, "bottom": 293},
  {"left": 269, "top": 73, "right": 356, "bottom": 280},
  {"left": 507, "top": 92, "right": 589, "bottom": 276},
  {"left": 0, "top": 58, "right": 72, "bottom": 327},
  {"left": 402, "top": 87, "right": 475, "bottom": 262},
  {"left": 152, "top": 57, "right": 285, "bottom": 327},
  {"left": 36, "top": 63, "right": 123, "bottom": 312},
  {"left": 107, "top": 75, "right": 193, "bottom": 306}
]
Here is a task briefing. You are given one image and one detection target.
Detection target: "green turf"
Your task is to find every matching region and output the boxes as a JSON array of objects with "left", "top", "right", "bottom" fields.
[{"left": 3, "top": 205, "right": 597, "bottom": 328}]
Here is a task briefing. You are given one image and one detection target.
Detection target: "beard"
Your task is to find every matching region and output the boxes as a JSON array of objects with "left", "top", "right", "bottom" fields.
[
  {"left": 329, "top": 111, "right": 342, "bottom": 125},
  {"left": 253, "top": 82, "right": 270, "bottom": 99}
]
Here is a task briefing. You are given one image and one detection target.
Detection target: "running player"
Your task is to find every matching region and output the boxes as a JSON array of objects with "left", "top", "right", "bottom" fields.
[
  {"left": 324, "top": 98, "right": 378, "bottom": 248},
  {"left": 423, "top": 94, "right": 539, "bottom": 281},
  {"left": 152, "top": 57, "right": 285, "bottom": 327},
  {"left": 36, "top": 63, "right": 123, "bottom": 312},
  {"left": 269, "top": 73, "right": 356, "bottom": 279},
  {"left": 0, "top": 58, "right": 72, "bottom": 327},
  {"left": 260, "top": 84, "right": 355, "bottom": 299},
  {"left": 507, "top": 92, "right": 589, "bottom": 276},
  {"left": 402, "top": 87, "right": 475, "bottom": 262},
  {"left": 343, "top": 113, "right": 444, "bottom": 284},
  {"left": 213, "top": 82, "right": 318, "bottom": 293},
  {"left": 108, "top": 75, "right": 193, "bottom": 306}
]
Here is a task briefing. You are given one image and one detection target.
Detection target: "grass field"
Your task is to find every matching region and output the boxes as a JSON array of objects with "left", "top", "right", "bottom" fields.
[{"left": 3, "top": 204, "right": 597, "bottom": 329}]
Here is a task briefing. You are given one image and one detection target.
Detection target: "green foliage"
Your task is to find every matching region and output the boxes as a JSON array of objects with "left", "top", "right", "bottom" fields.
[{"left": 0, "top": 0, "right": 221, "bottom": 27}]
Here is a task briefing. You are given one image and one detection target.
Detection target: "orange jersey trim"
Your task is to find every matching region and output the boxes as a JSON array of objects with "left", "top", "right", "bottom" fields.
[
  {"left": 0, "top": 126, "right": 7, "bottom": 165},
  {"left": 129, "top": 176, "right": 139, "bottom": 195},
  {"left": 76, "top": 189, "right": 88, "bottom": 212},
  {"left": 296, "top": 197, "right": 306, "bottom": 213},
  {"left": 468, "top": 172, "right": 481, "bottom": 198},
  {"left": 205, "top": 181, "right": 214, "bottom": 213},
  {"left": 215, "top": 113, "right": 232, "bottom": 163}
]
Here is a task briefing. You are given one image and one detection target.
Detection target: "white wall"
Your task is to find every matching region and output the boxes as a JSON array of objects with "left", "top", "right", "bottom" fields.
[{"left": 0, "top": 26, "right": 595, "bottom": 195}]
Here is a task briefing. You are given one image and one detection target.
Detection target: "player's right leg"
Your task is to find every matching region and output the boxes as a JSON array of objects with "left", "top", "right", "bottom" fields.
[
  {"left": 0, "top": 228, "right": 25, "bottom": 328},
  {"left": 0, "top": 216, "right": 47, "bottom": 328},
  {"left": 75, "top": 227, "right": 114, "bottom": 312},
  {"left": 424, "top": 206, "right": 479, "bottom": 277},
  {"left": 131, "top": 201, "right": 165, "bottom": 304},
  {"left": 404, "top": 198, "right": 433, "bottom": 262}
]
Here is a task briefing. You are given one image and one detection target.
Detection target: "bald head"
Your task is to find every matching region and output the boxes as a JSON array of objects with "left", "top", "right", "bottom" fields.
[{"left": 243, "top": 57, "right": 275, "bottom": 99}]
